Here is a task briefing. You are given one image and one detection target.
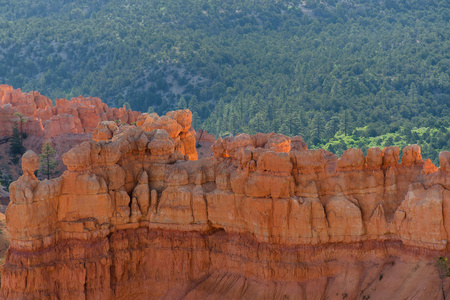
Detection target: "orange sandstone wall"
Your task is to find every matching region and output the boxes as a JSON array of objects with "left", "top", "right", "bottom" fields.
[
  {"left": 1, "top": 110, "right": 449, "bottom": 299},
  {"left": 0, "top": 84, "right": 140, "bottom": 139}
]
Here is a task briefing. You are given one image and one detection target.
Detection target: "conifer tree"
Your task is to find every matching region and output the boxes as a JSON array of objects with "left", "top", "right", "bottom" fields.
[
  {"left": 9, "top": 121, "right": 26, "bottom": 165},
  {"left": 290, "top": 113, "right": 302, "bottom": 136},
  {"left": 279, "top": 120, "right": 290, "bottom": 136},
  {"left": 339, "top": 109, "right": 352, "bottom": 136},
  {"left": 325, "top": 115, "right": 340, "bottom": 138},
  {"left": 10, "top": 112, "right": 27, "bottom": 159},
  {"left": 228, "top": 108, "right": 238, "bottom": 135},
  {"left": 177, "top": 97, "right": 187, "bottom": 110},
  {"left": 188, "top": 96, "right": 198, "bottom": 112},
  {"left": 39, "top": 142, "right": 59, "bottom": 180},
  {"left": 191, "top": 111, "right": 201, "bottom": 131},
  {"left": 408, "top": 82, "right": 418, "bottom": 104},
  {"left": 310, "top": 112, "right": 324, "bottom": 144},
  {"left": 14, "top": 112, "right": 26, "bottom": 138},
  {"left": 330, "top": 81, "right": 343, "bottom": 98},
  {"left": 9, "top": 123, "right": 25, "bottom": 157}
]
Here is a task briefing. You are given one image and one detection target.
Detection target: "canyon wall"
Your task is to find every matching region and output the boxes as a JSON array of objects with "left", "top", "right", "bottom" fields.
[{"left": 1, "top": 109, "right": 449, "bottom": 299}]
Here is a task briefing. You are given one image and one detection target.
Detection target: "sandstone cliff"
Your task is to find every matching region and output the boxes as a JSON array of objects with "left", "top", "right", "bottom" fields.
[
  {"left": 0, "top": 85, "right": 140, "bottom": 139},
  {"left": 1, "top": 111, "right": 449, "bottom": 299},
  {"left": 0, "top": 85, "right": 142, "bottom": 182}
]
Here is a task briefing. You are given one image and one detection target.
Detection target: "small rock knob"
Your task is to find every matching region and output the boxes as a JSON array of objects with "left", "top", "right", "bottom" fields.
[{"left": 22, "top": 150, "right": 39, "bottom": 177}]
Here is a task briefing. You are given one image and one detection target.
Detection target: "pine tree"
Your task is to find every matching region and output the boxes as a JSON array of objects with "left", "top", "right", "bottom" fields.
[
  {"left": 325, "top": 115, "right": 340, "bottom": 138},
  {"left": 249, "top": 112, "right": 265, "bottom": 134},
  {"left": 310, "top": 112, "right": 324, "bottom": 145},
  {"left": 188, "top": 96, "right": 198, "bottom": 113},
  {"left": 39, "top": 142, "right": 59, "bottom": 180},
  {"left": 9, "top": 112, "right": 27, "bottom": 161},
  {"left": 228, "top": 108, "right": 239, "bottom": 135},
  {"left": 339, "top": 109, "right": 352, "bottom": 136},
  {"left": 238, "top": 97, "right": 244, "bottom": 125},
  {"left": 9, "top": 122, "right": 26, "bottom": 164},
  {"left": 191, "top": 111, "right": 201, "bottom": 131},
  {"left": 408, "top": 82, "right": 418, "bottom": 104},
  {"left": 9, "top": 123, "right": 25, "bottom": 156},
  {"left": 279, "top": 119, "right": 290, "bottom": 136},
  {"left": 330, "top": 81, "right": 343, "bottom": 99},
  {"left": 290, "top": 113, "right": 303, "bottom": 136},
  {"left": 177, "top": 97, "right": 187, "bottom": 110},
  {"left": 14, "top": 112, "right": 26, "bottom": 139}
]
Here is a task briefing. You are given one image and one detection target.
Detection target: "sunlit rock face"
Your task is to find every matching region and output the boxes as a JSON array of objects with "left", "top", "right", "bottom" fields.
[
  {"left": 0, "top": 84, "right": 140, "bottom": 139},
  {"left": 1, "top": 109, "right": 449, "bottom": 299}
]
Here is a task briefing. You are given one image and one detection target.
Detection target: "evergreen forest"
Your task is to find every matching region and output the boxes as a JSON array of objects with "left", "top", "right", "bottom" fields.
[{"left": 0, "top": 0, "right": 448, "bottom": 163}]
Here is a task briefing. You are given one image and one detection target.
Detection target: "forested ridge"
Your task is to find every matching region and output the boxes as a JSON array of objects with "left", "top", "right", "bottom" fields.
[{"left": 0, "top": 0, "right": 448, "bottom": 163}]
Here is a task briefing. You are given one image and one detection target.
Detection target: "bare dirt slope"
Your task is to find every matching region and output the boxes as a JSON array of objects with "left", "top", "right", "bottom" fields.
[{"left": 182, "top": 259, "right": 449, "bottom": 300}]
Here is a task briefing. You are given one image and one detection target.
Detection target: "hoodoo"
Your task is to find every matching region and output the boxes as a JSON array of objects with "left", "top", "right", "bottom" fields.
[{"left": 1, "top": 109, "right": 449, "bottom": 299}]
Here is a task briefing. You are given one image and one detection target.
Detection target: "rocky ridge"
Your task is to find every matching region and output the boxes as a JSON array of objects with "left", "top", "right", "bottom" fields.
[
  {"left": 0, "top": 84, "right": 140, "bottom": 139},
  {"left": 0, "top": 84, "right": 142, "bottom": 182},
  {"left": 1, "top": 109, "right": 449, "bottom": 299}
]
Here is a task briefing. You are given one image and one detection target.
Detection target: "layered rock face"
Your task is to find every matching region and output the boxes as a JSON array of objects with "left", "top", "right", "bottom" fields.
[
  {"left": 0, "top": 85, "right": 140, "bottom": 139},
  {"left": 1, "top": 112, "right": 449, "bottom": 299}
]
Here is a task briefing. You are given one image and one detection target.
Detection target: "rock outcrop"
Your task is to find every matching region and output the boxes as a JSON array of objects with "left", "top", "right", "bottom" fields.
[
  {"left": 0, "top": 85, "right": 140, "bottom": 139},
  {"left": 1, "top": 112, "right": 449, "bottom": 299},
  {"left": 0, "top": 84, "right": 142, "bottom": 184}
]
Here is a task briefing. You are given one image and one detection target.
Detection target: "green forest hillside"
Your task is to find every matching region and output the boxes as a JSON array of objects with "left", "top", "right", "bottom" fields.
[{"left": 0, "top": 0, "right": 448, "bottom": 163}]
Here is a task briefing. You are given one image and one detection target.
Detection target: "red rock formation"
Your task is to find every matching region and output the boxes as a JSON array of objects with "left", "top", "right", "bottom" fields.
[
  {"left": 0, "top": 85, "right": 140, "bottom": 139},
  {"left": 1, "top": 115, "right": 449, "bottom": 299}
]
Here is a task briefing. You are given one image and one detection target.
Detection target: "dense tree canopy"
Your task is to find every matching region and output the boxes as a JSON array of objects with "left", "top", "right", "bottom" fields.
[{"left": 0, "top": 0, "right": 448, "bottom": 163}]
